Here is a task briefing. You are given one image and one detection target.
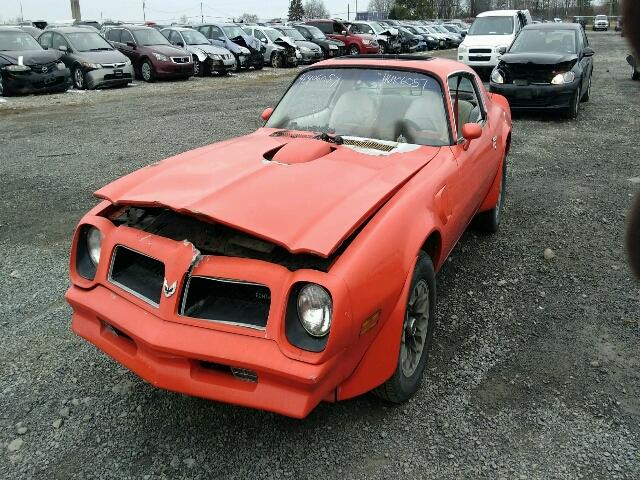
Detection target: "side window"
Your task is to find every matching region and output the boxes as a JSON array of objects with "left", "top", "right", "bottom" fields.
[
  {"left": 447, "top": 74, "right": 485, "bottom": 139},
  {"left": 120, "top": 30, "right": 134, "bottom": 44},
  {"left": 39, "top": 32, "right": 52, "bottom": 49},
  {"left": 169, "top": 30, "right": 182, "bottom": 44},
  {"left": 161, "top": 29, "right": 171, "bottom": 40},
  {"left": 106, "top": 28, "right": 121, "bottom": 43},
  {"left": 210, "top": 26, "right": 223, "bottom": 39},
  {"left": 333, "top": 23, "right": 345, "bottom": 34},
  {"left": 298, "top": 26, "right": 310, "bottom": 39},
  {"left": 316, "top": 23, "right": 331, "bottom": 34},
  {"left": 253, "top": 30, "right": 267, "bottom": 42},
  {"left": 52, "top": 33, "right": 69, "bottom": 51}
]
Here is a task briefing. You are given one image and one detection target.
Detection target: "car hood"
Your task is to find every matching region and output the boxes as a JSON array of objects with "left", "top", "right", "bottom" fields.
[
  {"left": 189, "top": 43, "right": 230, "bottom": 55},
  {"left": 95, "top": 129, "right": 440, "bottom": 257},
  {"left": 294, "top": 40, "right": 321, "bottom": 51},
  {"left": 462, "top": 34, "right": 514, "bottom": 47},
  {"left": 230, "top": 34, "right": 262, "bottom": 52},
  {"left": 0, "top": 49, "right": 62, "bottom": 65},
  {"left": 73, "top": 49, "right": 128, "bottom": 63},
  {"left": 500, "top": 52, "right": 578, "bottom": 66},
  {"left": 146, "top": 44, "right": 189, "bottom": 56}
]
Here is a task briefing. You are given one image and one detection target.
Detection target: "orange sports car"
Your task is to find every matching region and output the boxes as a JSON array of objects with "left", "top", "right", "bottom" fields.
[{"left": 66, "top": 55, "right": 512, "bottom": 418}]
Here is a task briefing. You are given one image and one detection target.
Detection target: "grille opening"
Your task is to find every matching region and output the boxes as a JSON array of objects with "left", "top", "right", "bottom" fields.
[
  {"left": 109, "top": 246, "right": 165, "bottom": 306},
  {"left": 199, "top": 361, "right": 258, "bottom": 383},
  {"left": 181, "top": 277, "right": 271, "bottom": 329},
  {"left": 102, "top": 321, "right": 134, "bottom": 343}
]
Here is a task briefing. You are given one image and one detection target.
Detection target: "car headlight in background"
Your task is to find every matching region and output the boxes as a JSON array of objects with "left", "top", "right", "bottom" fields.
[
  {"left": 152, "top": 52, "right": 169, "bottom": 62},
  {"left": 551, "top": 71, "right": 576, "bottom": 84},
  {"left": 491, "top": 68, "right": 505, "bottom": 84},
  {"left": 300, "top": 46, "right": 311, "bottom": 53},
  {"left": 56, "top": 62, "right": 66, "bottom": 70},
  {"left": 81, "top": 62, "right": 102, "bottom": 69},
  {"left": 5, "top": 64, "right": 30, "bottom": 72},
  {"left": 86, "top": 227, "right": 102, "bottom": 266},
  {"left": 429, "top": 36, "right": 436, "bottom": 42},
  {"left": 208, "top": 53, "right": 222, "bottom": 60},
  {"left": 297, "top": 284, "right": 332, "bottom": 337},
  {"left": 329, "top": 44, "right": 338, "bottom": 50}
]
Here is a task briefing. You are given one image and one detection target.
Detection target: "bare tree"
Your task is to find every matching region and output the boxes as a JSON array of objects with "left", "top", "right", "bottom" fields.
[
  {"left": 303, "top": 0, "right": 330, "bottom": 19},
  {"left": 239, "top": 13, "right": 259, "bottom": 23},
  {"left": 368, "top": 0, "right": 395, "bottom": 18}
]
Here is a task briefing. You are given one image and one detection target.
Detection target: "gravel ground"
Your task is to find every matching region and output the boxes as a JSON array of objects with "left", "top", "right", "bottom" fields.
[{"left": 1, "top": 33, "right": 639, "bottom": 479}]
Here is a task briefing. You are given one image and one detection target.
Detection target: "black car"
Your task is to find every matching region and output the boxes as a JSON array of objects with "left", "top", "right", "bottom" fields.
[
  {"left": 401, "top": 25, "right": 439, "bottom": 50},
  {"left": 0, "top": 27, "right": 71, "bottom": 96},
  {"left": 396, "top": 26, "right": 422, "bottom": 53},
  {"left": 291, "top": 24, "right": 346, "bottom": 59},
  {"left": 489, "top": 23, "right": 594, "bottom": 119}
]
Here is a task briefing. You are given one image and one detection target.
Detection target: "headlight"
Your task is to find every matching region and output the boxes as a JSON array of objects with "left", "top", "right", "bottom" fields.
[
  {"left": 209, "top": 53, "right": 222, "bottom": 60},
  {"left": 551, "top": 71, "right": 576, "bottom": 84},
  {"left": 240, "top": 47, "right": 250, "bottom": 54},
  {"left": 329, "top": 44, "right": 338, "bottom": 50},
  {"left": 152, "top": 52, "right": 169, "bottom": 62},
  {"left": 124, "top": 59, "right": 132, "bottom": 66},
  {"left": 86, "top": 227, "right": 102, "bottom": 266},
  {"left": 297, "top": 284, "right": 332, "bottom": 337},
  {"left": 5, "top": 64, "right": 30, "bottom": 72},
  {"left": 428, "top": 36, "right": 436, "bottom": 41},
  {"left": 362, "top": 39, "right": 372, "bottom": 45},
  {"left": 300, "top": 46, "right": 311, "bottom": 52},
  {"left": 56, "top": 62, "right": 66, "bottom": 70},
  {"left": 81, "top": 62, "right": 102, "bottom": 69},
  {"left": 491, "top": 68, "right": 504, "bottom": 84}
]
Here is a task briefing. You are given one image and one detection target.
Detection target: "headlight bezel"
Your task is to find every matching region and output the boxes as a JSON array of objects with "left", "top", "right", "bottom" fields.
[
  {"left": 76, "top": 225, "right": 103, "bottom": 281},
  {"left": 297, "top": 284, "right": 332, "bottom": 338},
  {"left": 490, "top": 68, "right": 505, "bottom": 84},
  {"left": 285, "top": 282, "right": 333, "bottom": 352},
  {"left": 152, "top": 52, "right": 169, "bottom": 62}
]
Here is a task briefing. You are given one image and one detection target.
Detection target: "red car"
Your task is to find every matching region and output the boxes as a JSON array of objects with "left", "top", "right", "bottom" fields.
[
  {"left": 66, "top": 55, "right": 512, "bottom": 418},
  {"left": 306, "top": 19, "right": 380, "bottom": 56}
]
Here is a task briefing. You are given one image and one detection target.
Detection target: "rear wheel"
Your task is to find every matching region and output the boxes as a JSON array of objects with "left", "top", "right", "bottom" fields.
[
  {"left": 349, "top": 44, "right": 360, "bottom": 56},
  {"left": 373, "top": 253, "right": 436, "bottom": 403},
  {"left": 73, "top": 66, "right": 85, "bottom": 89},
  {"left": 141, "top": 59, "right": 155, "bottom": 82}
]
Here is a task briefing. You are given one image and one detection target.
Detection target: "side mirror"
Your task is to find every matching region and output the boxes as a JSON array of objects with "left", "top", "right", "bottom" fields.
[
  {"left": 462, "top": 123, "right": 482, "bottom": 150},
  {"left": 59, "top": 45, "right": 68, "bottom": 52},
  {"left": 126, "top": 41, "right": 136, "bottom": 48},
  {"left": 341, "top": 30, "right": 348, "bottom": 36},
  {"left": 498, "top": 46, "right": 507, "bottom": 55},
  {"left": 176, "top": 41, "right": 184, "bottom": 47},
  {"left": 261, "top": 107, "right": 274, "bottom": 122},
  {"left": 583, "top": 47, "right": 595, "bottom": 57},
  {"left": 260, "top": 37, "right": 267, "bottom": 43}
]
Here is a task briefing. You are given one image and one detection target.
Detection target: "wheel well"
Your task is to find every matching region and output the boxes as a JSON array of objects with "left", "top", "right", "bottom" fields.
[
  {"left": 505, "top": 132, "right": 512, "bottom": 156},
  {"left": 420, "top": 231, "right": 442, "bottom": 268}
]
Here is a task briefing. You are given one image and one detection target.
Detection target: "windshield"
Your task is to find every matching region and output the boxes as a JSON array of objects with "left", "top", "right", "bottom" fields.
[
  {"left": 133, "top": 29, "right": 170, "bottom": 46},
  {"left": 67, "top": 32, "right": 113, "bottom": 51},
  {"left": 432, "top": 25, "right": 448, "bottom": 33},
  {"left": 266, "top": 68, "right": 449, "bottom": 147},
  {"left": 222, "top": 25, "right": 246, "bottom": 39},
  {"left": 264, "top": 29, "right": 283, "bottom": 42},
  {"left": 305, "top": 25, "right": 326, "bottom": 39},
  {"left": 0, "top": 30, "right": 42, "bottom": 51},
  {"left": 469, "top": 17, "right": 514, "bottom": 35},
  {"left": 280, "top": 28, "right": 305, "bottom": 41},
  {"left": 369, "top": 22, "right": 385, "bottom": 34},
  {"left": 510, "top": 29, "right": 577, "bottom": 54},
  {"left": 595, "top": 15, "right": 607, "bottom": 20},
  {"left": 182, "top": 30, "right": 209, "bottom": 45}
]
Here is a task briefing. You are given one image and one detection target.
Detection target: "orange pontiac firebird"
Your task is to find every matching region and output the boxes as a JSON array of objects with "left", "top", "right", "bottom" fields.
[{"left": 66, "top": 55, "right": 512, "bottom": 418}]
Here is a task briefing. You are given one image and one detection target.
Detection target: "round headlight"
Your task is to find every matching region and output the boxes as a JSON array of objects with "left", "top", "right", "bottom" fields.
[
  {"left": 491, "top": 68, "right": 504, "bottom": 84},
  {"left": 86, "top": 227, "right": 102, "bottom": 266},
  {"left": 297, "top": 284, "right": 332, "bottom": 337}
]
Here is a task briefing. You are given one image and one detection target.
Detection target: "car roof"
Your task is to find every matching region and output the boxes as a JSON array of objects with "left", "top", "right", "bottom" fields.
[
  {"left": 315, "top": 56, "right": 475, "bottom": 78},
  {"left": 522, "top": 23, "right": 581, "bottom": 31},
  {"left": 166, "top": 27, "right": 199, "bottom": 32},
  {"left": 477, "top": 10, "right": 521, "bottom": 17},
  {"left": 47, "top": 26, "right": 98, "bottom": 33}
]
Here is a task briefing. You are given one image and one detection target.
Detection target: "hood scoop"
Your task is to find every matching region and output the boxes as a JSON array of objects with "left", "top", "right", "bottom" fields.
[{"left": 268, "top": 138, "right": 335, "bottom": 165}]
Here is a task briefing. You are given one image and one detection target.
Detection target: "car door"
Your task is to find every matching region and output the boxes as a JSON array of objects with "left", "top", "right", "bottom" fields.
[
  {"left": 51, "top": 33, "right": 73, "bottom": 68},
  {"left": 119, "top": 29, "right": 140, "bottom": 65},
  {"left": 447, "top": 73, "right": 500, "bottom": 230},
  {"left": 579, "top": 28, "right": 594, "bottom": 93}
]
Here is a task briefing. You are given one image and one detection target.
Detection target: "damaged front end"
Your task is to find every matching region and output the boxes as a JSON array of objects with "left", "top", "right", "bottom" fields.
[
  {"left": 231, "top": 35, "right": 265, "bottom": 68},
  {"left": 65, "top": 200, "right": 354, "bottom": 418}
]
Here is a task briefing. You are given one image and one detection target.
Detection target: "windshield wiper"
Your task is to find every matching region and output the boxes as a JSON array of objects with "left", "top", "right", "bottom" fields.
[
  {"left": 315, "top": 132, "right": 344, "bottom": 145},
  {"left": 88, "top": 48, "right": 112, "bottom": 51}
]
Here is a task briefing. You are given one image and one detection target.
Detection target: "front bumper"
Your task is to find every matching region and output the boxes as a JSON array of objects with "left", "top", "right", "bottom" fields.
[
  {"left": 3, "top": 69, "right": 71, "bottom": 95},
  {"left": 325, "top": 46, "right": 345, "bottom": 58},
  {"left": 210, "top": 57, "right": 236, "bottom": 73},
  {"left": 155, "top": 61, "right": 194, "bottom": 78},
  {"left": 300, "top": 50, "right": 324, "bottom": 63},
  {"left": 359, "top": 44, "right": 380, "bottom": 54},
  {"left": 458, "top": 49, "right": 502, "bottom": 68},
  {"left": 489, "top": 81, "right": 578, "bottom": 110},
  {"left": 85, "top": 64, "right": 134, "bottom": 89}
]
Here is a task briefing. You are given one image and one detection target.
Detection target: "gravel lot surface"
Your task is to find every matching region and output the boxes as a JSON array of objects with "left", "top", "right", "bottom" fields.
[{"left": 1, "top": 33, "right": 639, "bottom": 479}]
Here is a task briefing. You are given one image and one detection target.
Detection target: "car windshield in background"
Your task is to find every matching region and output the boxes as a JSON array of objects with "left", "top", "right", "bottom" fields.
[
  {"left": 222, "top": 26, "right": 246, "bottom": 39},
  {"left": 595, "top": 15, "right": 607, "bottom": 20},
  {"left": 266, "top": 68, "right": 449, "bottom": 147},
  {"left": 0, "top": 31, "right": 42, "bottom": 51},
  {"left": 305, "top": 25, "right": 326, "bottom": 39},
  {"left": 432, "top": 25, "right": 449, "bottom": 33},
  {"left": 182, "top": 30, "right": 209, "bottom": 45},
  {"left": 468, "top": 17, "right": 514, "bottom": 35},
  {"left": 510, "top": 29, "right": 577, "bottom": 54},
  {"left": 133, "top": 29, "right": 170, "bottom": 46},
  {"left": 370, "top": 22, "right": 386, "bottom": 34},
  {"left": 67, "top": 32, "right": 113, "bottom": 51},
  {"left": 264, "top": 29, "right": 282, "bottom": 43},
  {"left": 281, "top": 28, "right": 305, "bottom": 41}
]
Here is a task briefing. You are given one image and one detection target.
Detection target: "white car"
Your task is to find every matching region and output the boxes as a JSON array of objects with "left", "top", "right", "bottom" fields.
[
  {"left": 593, "top": 15, "right": 609, "bottom": 32},
  {"left": 458, "top": 9, "right": 532, "bottom": 71}
]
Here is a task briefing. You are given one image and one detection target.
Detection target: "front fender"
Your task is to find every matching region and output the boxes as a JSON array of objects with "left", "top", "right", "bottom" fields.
[{"left": 192, "top": 49, "right": 207, "bottom": 62}]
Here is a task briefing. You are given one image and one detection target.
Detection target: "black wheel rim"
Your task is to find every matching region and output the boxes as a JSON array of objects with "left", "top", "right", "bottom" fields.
[
  {"left": 74, "top": 68, "right": 83, "bottom": 88},
  {"left": 350, "top": 46, "right": 359, "bottom": 55},
  {"left": 401, "top": 279, "right": 430, "bottom": 378}
]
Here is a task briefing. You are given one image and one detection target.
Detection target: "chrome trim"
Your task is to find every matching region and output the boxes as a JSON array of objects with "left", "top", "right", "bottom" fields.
[
  {"left": 180, "top": 275, "right": 269, "bottom": 331},
  {"left": 108, "top": 245, "right": 163, "bottom": 308}
]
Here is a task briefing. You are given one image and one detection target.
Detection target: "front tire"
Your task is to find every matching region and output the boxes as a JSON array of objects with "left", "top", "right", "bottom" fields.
[
  {"left": 73, "top": 66, "right": 86, "bottom": 89},
  {"left": 565, "top": 88, "right": 580, "bottom": 119},
  {"left": 379, "top": 42, "right": 386, "bottom": 54},
  {"left": 349, "top": 44, "right": 360, "bottom": 56},
  {"left": 633, "top": 68, "right": 640, "bottom": 81},
  {"left": 140, "top": 59, "right": 155, "bottom": 82},
  {"left": 0, "top": 74, "right": 6, "bottom": 96},
  {"left": 373, "top": 253, "right": 436, "bottom": 404},
  {"left": 192, "top": 56, "right": 203, "bottom": 77},
  {"left": 270, "top": 52, "right": 282, "bottom": 68}
]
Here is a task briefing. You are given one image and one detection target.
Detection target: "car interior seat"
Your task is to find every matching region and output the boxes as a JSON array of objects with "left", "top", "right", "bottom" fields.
[
  {"left": 328, "top": 90, "right": 377, "bottom": 137},
  {"left": 403, "top": 91, "right": 449, "bottom": 143}
]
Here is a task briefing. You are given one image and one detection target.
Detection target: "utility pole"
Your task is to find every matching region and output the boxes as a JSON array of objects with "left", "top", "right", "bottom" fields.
[
  {"left": 347, "top": 3, "right": 350, "bottom": 21},
  {"left": 70, "top": 0, "right": 81, "bottom": 21},
  {"left": 355, "top": 0, "right": 358, "bottom": 20},
  {"left": 201, "top": 2, "right": 204, "bottom": 23},
  {"left": 143, "top": 1, "right": 146, "bottom": 23}
]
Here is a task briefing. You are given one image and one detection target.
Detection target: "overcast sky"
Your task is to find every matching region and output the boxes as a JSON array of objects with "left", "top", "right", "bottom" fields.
[{"left": 3, "top": 0, "right": 361, "bottom": 23}]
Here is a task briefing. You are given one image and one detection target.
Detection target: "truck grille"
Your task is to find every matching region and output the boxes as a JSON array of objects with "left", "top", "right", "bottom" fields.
[
  {"left": 180, "top": 276, "right": 271, "bottom": 329},
  {"left": 109, "top": 246, "right": 165, "bottom": 306},
  {"left": 31, "top": 61, "right": 59, "bottom": 73},
  {"left": 469, "top": 48, "right": 492, "bottom": 54},
  {"left": 171, "top": 56, "right": 191, "bottom": 64},
  {"left": 505, "top": 65, "right": 555, "bottom": 84}
]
